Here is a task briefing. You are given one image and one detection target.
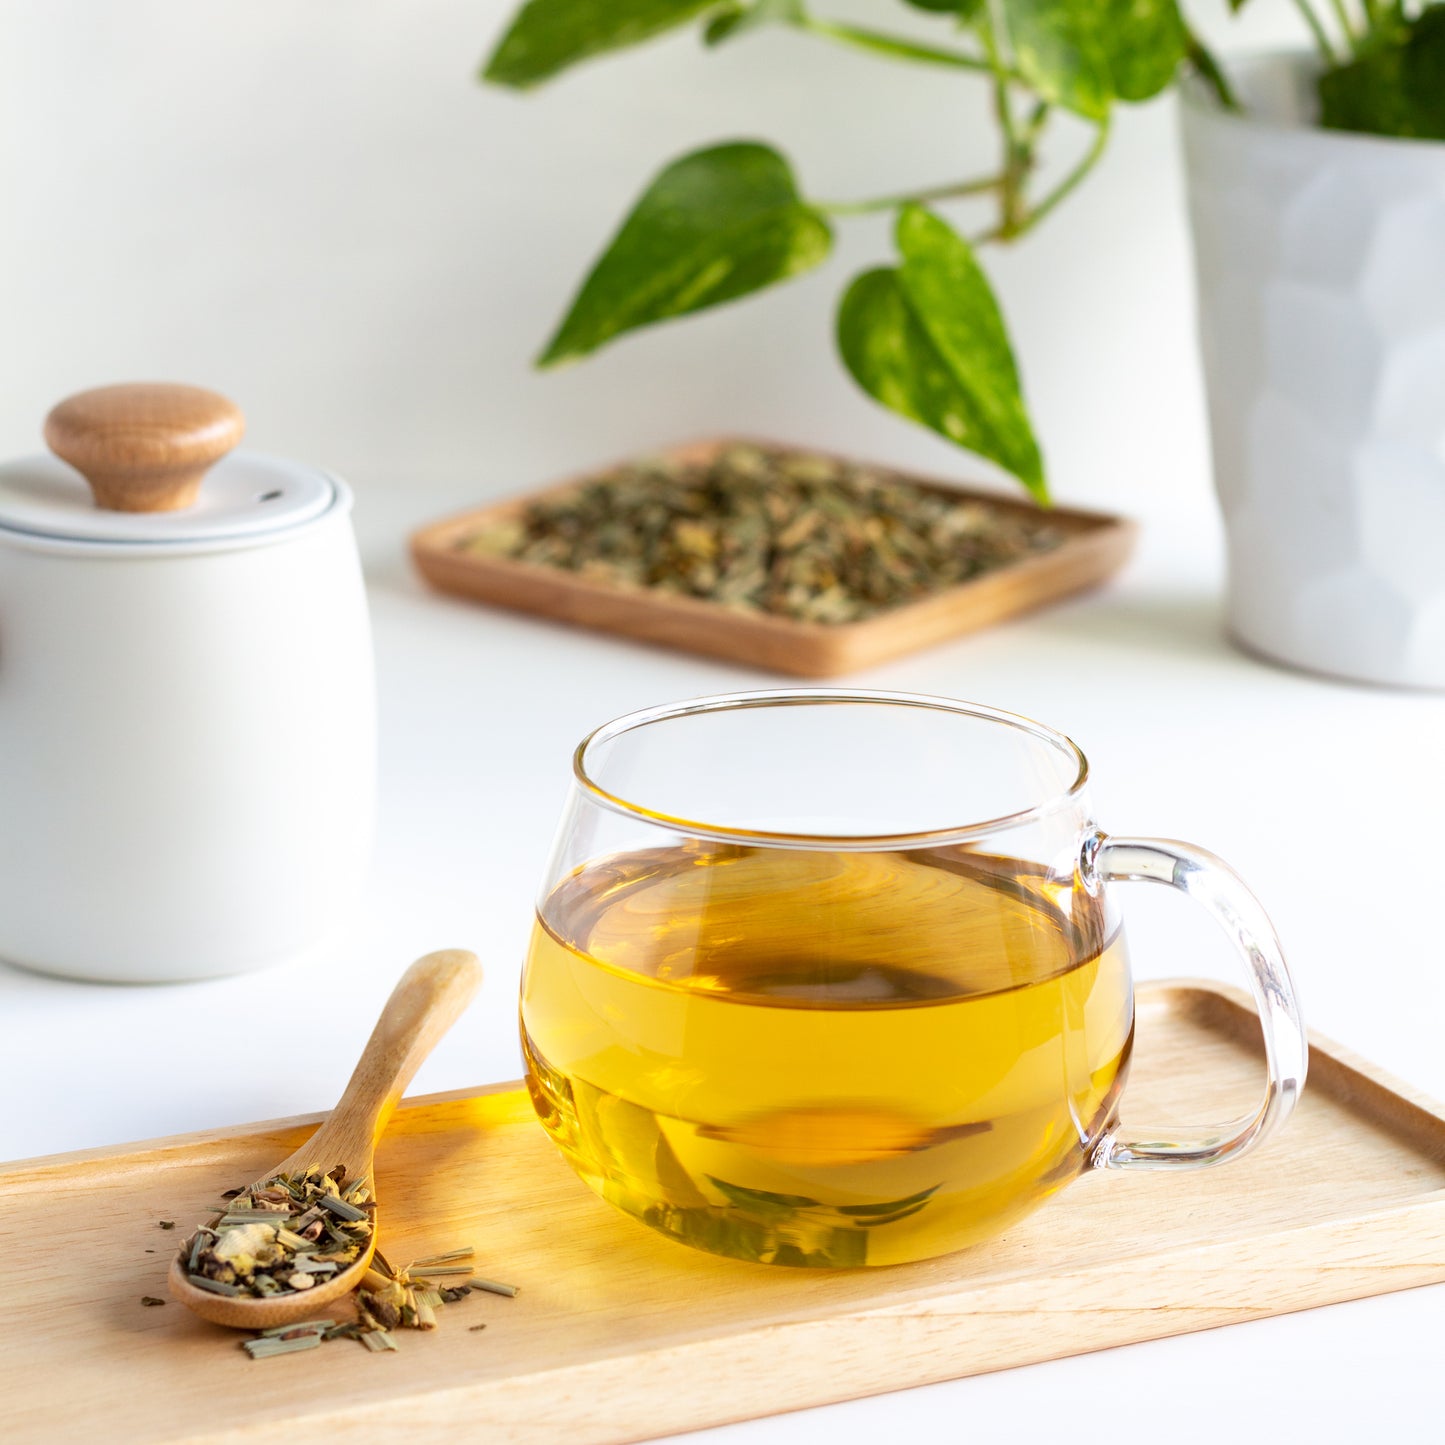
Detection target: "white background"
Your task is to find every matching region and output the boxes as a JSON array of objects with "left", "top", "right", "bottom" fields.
[{"left": 5, "top": 3, "right": 1445, "bottom": 1441}]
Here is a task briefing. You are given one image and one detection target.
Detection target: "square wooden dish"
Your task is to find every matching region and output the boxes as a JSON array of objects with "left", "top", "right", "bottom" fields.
[{"left": 410, "top": 440, "right": 1137, "bottom": 677}]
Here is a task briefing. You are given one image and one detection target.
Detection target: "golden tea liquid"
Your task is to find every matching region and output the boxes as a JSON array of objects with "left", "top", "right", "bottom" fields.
[{"left": 521, "top": 843, "right": 1133, "bottom": 1266}]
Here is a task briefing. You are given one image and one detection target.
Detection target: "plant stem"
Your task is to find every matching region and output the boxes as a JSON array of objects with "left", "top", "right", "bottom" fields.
[
  {"left": 791, "top": 16, "right": 995, "bottom": 73},
  {"left": 978, "top": 11, "right": 1032, "bottom": 237},
  {"left": 1023, "top": 117, "right": 1110, "bottom": 234},
  {"left": 1022, "top": 100, "right": 1051, "bottom": 147},
  {"left": 975, "top": 117, "right": 1111, "bottom": 246},
  {"left": 819, "top": 174, "right": 1005, "bottom": 216},
  {"left": 1326, "top": 0, "right": 1358, "bottom": 51},
  {"left": 1185, "top": 33, "right": 1241, "bottom": 111},
  {"left": 1291, "top": 0, "right": 1339, "bottom": 62}
]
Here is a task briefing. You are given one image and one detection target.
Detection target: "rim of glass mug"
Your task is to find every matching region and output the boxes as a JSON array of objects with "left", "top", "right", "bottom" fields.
[{"left": 573, "top": 687, "right": 1089, "bottom": 851}]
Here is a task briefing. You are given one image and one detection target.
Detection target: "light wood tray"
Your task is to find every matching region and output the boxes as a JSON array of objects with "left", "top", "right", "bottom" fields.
[
  {"left": 7, "top": 980, "right": 1445, "bottom": 1444},
  {"left": 410, "top": 440, "right": 1136, "bottom": 677}
]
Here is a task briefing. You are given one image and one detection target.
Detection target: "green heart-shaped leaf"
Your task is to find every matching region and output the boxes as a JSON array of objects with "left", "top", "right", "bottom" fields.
[
  {"left": 484, "top": 0, "right": 716, "bottom": 89},
  {"left": 837, "top": 205, "right": 1046, "bottom": 501},
  {"left": 1093, "top": 0, "right": 1187, "bottom": 102},
  {"left": 1003, "top": 0, "right": 1112, "bottom": 121},
  {"left": 539, "top": 142, "right": 832, "bottom": 366}
]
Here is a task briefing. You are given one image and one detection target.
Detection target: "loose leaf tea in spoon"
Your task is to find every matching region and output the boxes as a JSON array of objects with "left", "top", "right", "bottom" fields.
[
  {"left": 166, "top": 950, "right": 482, "bottom": 1331},
  {"left": 182, "top": 1165, "right": 375, "bottom": 1300}
]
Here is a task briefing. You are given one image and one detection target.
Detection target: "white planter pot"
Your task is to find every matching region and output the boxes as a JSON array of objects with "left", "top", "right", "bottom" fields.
[{"left": 1181, "top": 53, "right": 1445, "bottom": 688}]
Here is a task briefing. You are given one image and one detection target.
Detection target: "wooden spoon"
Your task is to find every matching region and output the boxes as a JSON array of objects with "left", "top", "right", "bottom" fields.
[{"left": 169, "top": 948, "right": 482, "bottom": 1329}]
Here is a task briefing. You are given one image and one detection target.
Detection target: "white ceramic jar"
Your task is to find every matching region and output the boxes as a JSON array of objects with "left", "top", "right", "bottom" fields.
[
  {"left": 0, "top": 384, "right": 375, "bottom": 982},
  {"left": 1182, "top": 54, "right": 1445, "bottom": 689}
]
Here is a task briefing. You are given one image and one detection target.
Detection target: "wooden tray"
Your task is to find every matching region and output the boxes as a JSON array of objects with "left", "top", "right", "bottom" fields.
[
  {"left": 410, "top": 440, "right": 1136, "bottom": 677},
  {"left": 7, "top": 979, "right": 1445, "bottom": 1444}
]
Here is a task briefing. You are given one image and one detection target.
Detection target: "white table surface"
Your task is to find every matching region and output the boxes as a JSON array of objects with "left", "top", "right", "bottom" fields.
[{"left": 5, "top": 470, "right": 1445, "bottom": 1444}]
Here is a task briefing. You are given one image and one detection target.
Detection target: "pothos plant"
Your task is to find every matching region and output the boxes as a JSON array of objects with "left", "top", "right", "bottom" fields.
[{"left": 483, "top": 1, "right": 1445, "bottom": 504}]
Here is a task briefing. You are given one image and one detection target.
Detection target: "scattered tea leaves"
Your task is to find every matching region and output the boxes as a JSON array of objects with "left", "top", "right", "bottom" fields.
[
  {"left": 460, "top": 445, "right": 1063, "bottom": 624},
  {"left": 228, "top": 1239, "right": 514, "bottom": 1360},
  {"left": 140, "top": 1296, "right": 166, "bottom": 1307}
]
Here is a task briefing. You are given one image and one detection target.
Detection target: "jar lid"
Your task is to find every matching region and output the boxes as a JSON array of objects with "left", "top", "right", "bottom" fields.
[
  {"left": 0, "top": 383, "right": 338, "bottom": 551},
  {"left": 0, "top": 450, "right": 336, "bottom": 547}
]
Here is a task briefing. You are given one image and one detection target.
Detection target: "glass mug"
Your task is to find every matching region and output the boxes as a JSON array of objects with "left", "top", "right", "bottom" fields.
[{"left": 520, "top": 690, "right": 1307, "bottom": 1268}]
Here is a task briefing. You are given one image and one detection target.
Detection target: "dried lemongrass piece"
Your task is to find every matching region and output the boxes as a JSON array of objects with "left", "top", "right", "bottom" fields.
[
  {"left": 243, "top": 1334, "right": 324, "bottom": 1360},
  {"left": 259, "top": 1319, "right": 335, "bottom": 1338},
  {"left": 187, "top": 1229, "right": 215, "bottom": 1273},
  {"left": 361, "top": 1330, "right": 398, "bottom": 1353},
  {"left": 188, "top": 1275, "right": 245, "bottom": 1297},
  {"left": 318, "top": 1194, "right": 369, "bottom": 1223},
  {"left": 470, "top": 1277, "right": 519, "bottom": 1298},
  {"left": 409, "top": 1248, "right": 474, "bottom": 1268}
]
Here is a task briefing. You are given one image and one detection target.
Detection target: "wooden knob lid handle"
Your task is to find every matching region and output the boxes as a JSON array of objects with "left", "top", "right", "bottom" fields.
[{"left": 44, "top": 383, "right": 245, "bottom": 514}]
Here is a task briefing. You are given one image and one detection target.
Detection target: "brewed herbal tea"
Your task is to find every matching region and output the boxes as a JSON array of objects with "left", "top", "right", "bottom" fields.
[{"left": 521, "top": 843, "right": 1133, "bottom": 1267}]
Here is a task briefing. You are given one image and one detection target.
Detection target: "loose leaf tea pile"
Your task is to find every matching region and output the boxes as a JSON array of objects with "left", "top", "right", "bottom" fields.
[
  {"left": 181, "top": 1165, "right": 374, "bottom": 1300},
  {"left": 460, "top": 446, "right": 1064, "bottom": 625}
]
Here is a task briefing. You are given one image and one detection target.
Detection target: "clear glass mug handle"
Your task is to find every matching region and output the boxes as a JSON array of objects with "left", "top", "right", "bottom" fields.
[{"left": 1085, "top": 834, "right": 1309, "bottom": 1172}]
